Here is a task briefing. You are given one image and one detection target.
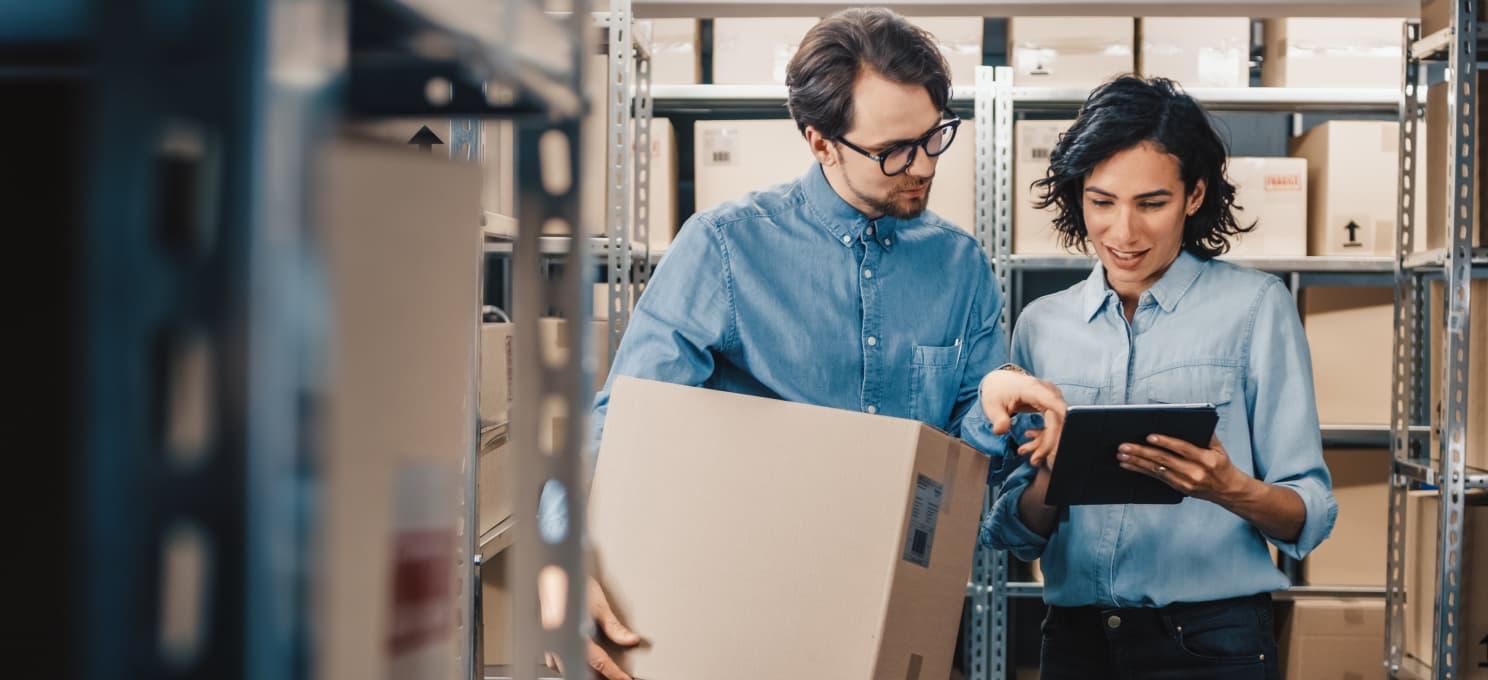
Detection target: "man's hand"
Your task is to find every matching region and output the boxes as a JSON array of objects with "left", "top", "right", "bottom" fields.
[
  {"left": 979, "top": 369, "right": 1067, "bottom": 468},
  {"left": 1116, "top": 434, "right": 1248, "bottom": 504},
  {"left": 540, "top": 575, "right": 641, "bottom": 680}
]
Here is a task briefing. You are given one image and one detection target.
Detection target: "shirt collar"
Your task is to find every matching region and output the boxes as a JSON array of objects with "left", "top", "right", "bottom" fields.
[
  {"left": 1081, "top": 249, "right": 1208, "bottom": 322},
  {"left": 800, "top": 163, "right": 902, "bottom": 250}
]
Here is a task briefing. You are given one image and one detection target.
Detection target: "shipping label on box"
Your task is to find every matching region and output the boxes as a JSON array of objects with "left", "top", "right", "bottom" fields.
[
  {"left": 1227, "top": 157, "right": 1308, "bottom": 257},
  {"left": 1013, "top": 119, "right": 1075, "bottom": 254},
  {"left": 694, "top": 120, "right": 816, "bottom": 212}
]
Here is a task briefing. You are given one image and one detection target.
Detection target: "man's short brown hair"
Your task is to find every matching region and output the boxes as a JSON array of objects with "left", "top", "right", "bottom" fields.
[{"left": 785, "top": 8, "right": 952, "bottom": 140}]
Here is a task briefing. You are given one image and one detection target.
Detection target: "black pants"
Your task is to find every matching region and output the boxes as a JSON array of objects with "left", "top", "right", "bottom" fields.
[{"left": 1039, "top": 593, "right": 1280, "bottom": 680}]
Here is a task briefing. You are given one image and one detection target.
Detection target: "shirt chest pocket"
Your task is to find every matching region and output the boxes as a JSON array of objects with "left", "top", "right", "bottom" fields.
[
  {"left": 909, "top": 342, "right": 961, "bottom": 427},
  {"left": 1138, "top": 363, "right": 1237, "bottom": 411}
]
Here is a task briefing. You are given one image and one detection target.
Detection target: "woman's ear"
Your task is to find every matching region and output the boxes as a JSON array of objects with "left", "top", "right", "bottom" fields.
[{"left": 1186, "top": 178, "right": 1207, "bottom": 217}]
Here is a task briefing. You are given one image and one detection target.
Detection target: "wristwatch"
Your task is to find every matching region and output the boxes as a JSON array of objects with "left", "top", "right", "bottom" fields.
[{"left": 995, "top": 362, "right": 1029, "bottom": 376}]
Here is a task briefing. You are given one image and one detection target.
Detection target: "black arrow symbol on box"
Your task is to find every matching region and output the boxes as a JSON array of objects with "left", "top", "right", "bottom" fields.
[
  {"left": 1344, "top": 220, "right": 1362, "bottom": 245},
  {"left": 408, "top": 125, "right": 443, "bottom": 153}
]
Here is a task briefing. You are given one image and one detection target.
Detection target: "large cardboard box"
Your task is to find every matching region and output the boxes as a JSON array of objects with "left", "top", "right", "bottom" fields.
[
  {"left": 712, "top": 18, "right": 816, "bottom": 85},
  {"left": 1404, "top": 491, "right": 1488, "bottom": 678},
  {"left": 1013, "top": 119, "right": 1076, "bottom": 254},
  {"left": 694, "top": 119, "right": 975, "bottom": 232},
  {"left": 590, "top": 378, "right": 990, "bottom": 679},
  {"left": 1428, "top": 279, "right": 1488, "bottom": 472},
  {"left": 911, "top": 17, "right": 984, "bottom": 87},
  {"left": 1009, "top": 18, "right": 1135, "bottom": 88},
  {"left": 1137, "top": 18, "right": 1251, "bottom": 89},
  {"left": 1425, "top": 78, "right": 1488, "bottom": 251},
  {"left": 1422, "top": 0, "right": 1458, "bottom": 36},
  {"left": 1261, "top": 19, "right": 1403, "bottom": 89},
  {"left": 1226, "top": 156, "right": 1308, "bottom": 257},
  {"left": 319, "top": 140, "right": 482, "bottom": 680},
  {"left": 1301, "top": 286, "right": 1395, "bottom": 426},
  {"left": 1303, "top": 449, "right": 1390, "bottom": 586},
  {"left": 1291, "top": 121, "right": 1403, "bottom": 256},
  {"left": 480, "top": 322, "right": 513, "bottom": 426},
  {"left": 646, "top": 19, "right": 700, "bottom": 85},
  {"left": 1276, "top": 598, "right": 1386, "bottom": 679}
]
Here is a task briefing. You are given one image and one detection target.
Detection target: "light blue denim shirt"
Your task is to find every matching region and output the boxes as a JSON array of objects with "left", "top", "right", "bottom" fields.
[
  {"left": 540, "top": 166, "right": 1020, "bottom": 537},
  {"left": 984, "top": 250, "right": 1337, "bottom": 608}
]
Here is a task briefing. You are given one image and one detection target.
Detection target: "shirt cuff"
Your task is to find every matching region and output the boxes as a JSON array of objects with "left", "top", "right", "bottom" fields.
[
  {"left": 983, "top": 464, "right": 1051, "bottom": 561},
  {"left": 1266, "top": 476, "right": 1338, "bottom": 561}
]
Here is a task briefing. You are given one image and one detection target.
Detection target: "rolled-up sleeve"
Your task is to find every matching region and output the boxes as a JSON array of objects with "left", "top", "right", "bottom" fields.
[
  {"left": 954, "top": 254, "right": 1015, "bottom": 463},
  {"left": 1246, "top": 279, "right": 1337, "bottom": 560},
  {"left": 982, "top": 462, "right": 1051, "bottom": 559}
]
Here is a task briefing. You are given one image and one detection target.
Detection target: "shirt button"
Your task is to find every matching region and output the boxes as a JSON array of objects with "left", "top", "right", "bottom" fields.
[
  {"left": 841, "top": 235, "right": 851, "bottom": 245},
  {"left": 1107, "top": 615, "right": 1122, "bottom": 629},
  {"left": 883, "top": 238, "right": 892, "bottom": 246},
  {"left": 866, "top": 405, "right": 878, "bottom": 414},
  {"left": 867, "top": 225, "right": 876, "bottom": 236},
  {"left": 863, "top": 269, "right": 874, "bottom": 279},
  {"left": 867, "top": 336, "right": 878, "bottom": 347}
]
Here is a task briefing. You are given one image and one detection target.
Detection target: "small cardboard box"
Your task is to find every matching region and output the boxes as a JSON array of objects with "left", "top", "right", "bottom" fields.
[
  {"left": 1009, "top": 17, "right": 1135, "bottom": 88},
  {"left": 1404, "top": 491, "right": 1488, "bottom": 678},
  {"left": 591, "top": 377, "right": 990, "bottom": 679},
  {"left": 1290, "top": 121, "right": 1404, "bottom": 256},
  {"left": 1226, "top": 156, "right": 1308, "bottom": 257},
  {"left": 1013, "top": 119, "right": 1076, "bottom": 254},
  {"left": 1276, "top": 598, "right": 1387, "bottom": 679},
  {"left": 1138, "top": 18, "right": 1251, "bottom": 89},
  {"left": 1301, "top": 286, "right": 1395, "bottom": 426},
  {"left": 1261, "top": 19, "right": 1404, "bottom": 89},
  {"left": 1302, "top": 449, "right": 1390, "bottom": 586},
  {"left": 712, "top": 18, "right": 817, "bottom": 85}
]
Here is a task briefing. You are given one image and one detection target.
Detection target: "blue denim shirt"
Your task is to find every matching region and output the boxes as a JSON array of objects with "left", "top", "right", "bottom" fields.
[
  {"left": 984, "top": 250, "right": 1338, "bottom": 608},
  {"left": 543, "top": 166, "right": 1018, "bottom": 536}
]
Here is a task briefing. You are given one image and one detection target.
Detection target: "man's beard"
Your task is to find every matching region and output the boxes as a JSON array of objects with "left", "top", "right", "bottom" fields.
[{"left": 845, "top": 172, "right": 934, "bottom": 220}]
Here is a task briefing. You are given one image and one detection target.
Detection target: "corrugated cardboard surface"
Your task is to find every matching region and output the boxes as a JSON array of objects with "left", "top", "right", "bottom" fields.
[
  {"left": 1009, "top": 17, "right": 1135, "bottom": 87},
  {"left": 1301, "top": 286, "right": 1395, "bottom": 426},
  {"left": 693, "top": 119, "right": 975, "bottom": 233},
  {"left": 590, "top": 378, "right": 988, "bottom": 679},
  {"left": 1426, "top": 77, "right": 1488, "bottom": 251},
  {"left": 1303, "top": 449, "right": 1390, "bottom": 586},
  {"left": 1276, "top": 598, "right": 1386, "bottom": 679},
  {"left": 1013, "top": 119, "right": 1076, "bottom": 254},
  {"left": 1404, "top": 491, "right": 1488, "bottom": 678},
  {"left": 1428, "top": 279, "right": 1488, "bottom": 473},
  {"left": 712, "top": 18, "right": 817, "bottom": 85},
  {"left": 318, "top": 138, "right": 482, "bottom": 680},
  {"left": 1138, "top": 18, "right": 1250, "bottom": 88},
  {"left": 1290, "top": 121, "right": 1402, "bottom": 256},
  {"left": 1261, "top": 18, "right": 1403, "bottom": 89},
  {"left": 1227, "top": 156, "right": 1308, "bottom": 257}
]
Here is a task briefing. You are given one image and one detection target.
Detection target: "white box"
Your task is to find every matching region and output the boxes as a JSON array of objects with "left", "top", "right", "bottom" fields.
[
  {"left": 1009, "top": 17, "right": 1135, "bottom": 88},
  {"left": 1138, "top": 18, "right": 1250, "bottom": 88},
  {"left": 1226, "top": 156, "right": 1308, "bottom": 257}
]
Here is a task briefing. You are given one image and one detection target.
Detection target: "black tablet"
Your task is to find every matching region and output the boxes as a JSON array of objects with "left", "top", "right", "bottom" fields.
[{"left": 1044, "top": 403, "right": 1219, "bottom": 506}]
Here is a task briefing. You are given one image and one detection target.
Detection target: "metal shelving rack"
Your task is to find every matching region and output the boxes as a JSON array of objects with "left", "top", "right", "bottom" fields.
[{"left": 1385, "top": 8, "right": 1488, "bottom": 679}]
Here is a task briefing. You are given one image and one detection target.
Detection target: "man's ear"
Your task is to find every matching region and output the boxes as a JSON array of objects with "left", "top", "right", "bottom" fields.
[{"left": 803, "top": 125, "right": 836, "bottom": 166}]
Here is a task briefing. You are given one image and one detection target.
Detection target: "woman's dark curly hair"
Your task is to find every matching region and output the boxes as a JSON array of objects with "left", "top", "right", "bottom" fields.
[{"left": 1033, "top": 76, "right": 1253, "bottom": 258}]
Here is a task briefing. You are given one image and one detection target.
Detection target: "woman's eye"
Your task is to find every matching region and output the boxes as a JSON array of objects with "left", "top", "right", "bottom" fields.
[
  {"left": 1091, "top": 200, "right": 1114, "bottom": 207},
  {"left": 1140, "top": 202, "right": 1168, "bottom": 209}
]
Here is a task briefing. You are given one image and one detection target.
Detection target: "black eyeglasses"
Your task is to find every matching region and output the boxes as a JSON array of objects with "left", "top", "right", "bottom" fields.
[{"left": 835, "top": 116, "right": 961, "bottom": 177}]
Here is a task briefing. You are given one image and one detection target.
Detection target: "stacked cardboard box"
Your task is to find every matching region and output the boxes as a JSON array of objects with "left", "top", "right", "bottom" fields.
[
  {"left": 1302, "top": 449, "right": 1390, "bottom": 586},
  {"left": 1137, "top": 18, "right": 1251, "bottom": 89},
  {"left": 1301, "top": 287, "right": 1395, "bottom": 426},
  {"left": 910, "top": 17, "right": 984, "bottom": 87},
  {"left": 590, "top": 378, "right": 989, "bottom": 679},
  {"left": 1404, "top": 491, "right": 1488, "bottom": 678},
  {"left": 1012, "top": 119, "right": 1075, "bottom": 254},
  {"left": 712, "top": 18, "right": 817, "bottom": 85},
  {"left": 646, "top": 19, "right": 700, "bottom": 85},
  {"left": 1226, "top": 156, "right": 1308, "bottom": 257},
  {"left": 1290, "top": 121, "right": 1406, "bottom": 256},
  {"left": 1276, "top": 598, "right": 1387, "bottom": 678},
  {"left": 1261, "top": 19, "right": 1403, "bottom": 89},
  {"left": 1008, "top": 18, "right": 1135, "bottom": 88}
]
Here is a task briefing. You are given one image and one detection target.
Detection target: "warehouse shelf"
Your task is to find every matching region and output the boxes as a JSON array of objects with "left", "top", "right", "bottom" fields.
[
  {"left": 1323, "top": 425, "right": 1428, "bottom": 448},
  {"left": 1007, "top": 254, "right": 1397, "bottom": 273},
  {"left": 1401, "top": 246, "right": 1488, "bottom": 270},
  {"left": 484, "top": 234, "right": 668, "bottom": 264},
  {"left": 634, "top": 0, "right": 1416, "bottom": 19},
  {"left": 652, "top": 84, "right": 1403, "bottom": 117},
  {"left": 485, "top": 666, "right": 562, "bottom": 680},
  {"left": 1409, "top": 21, "right": 1488, "bottom": 60},
  {"left": 1392, "top": 458, "right": 1488, "bottom": 489},
  {"left": 993, "top": 582, "right": 1388, "bottom": 600}
]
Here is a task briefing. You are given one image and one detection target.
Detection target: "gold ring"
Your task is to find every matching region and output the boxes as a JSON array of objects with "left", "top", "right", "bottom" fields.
[{"left": 1156, "top": 465, "right": 1168, "bottom": 474}]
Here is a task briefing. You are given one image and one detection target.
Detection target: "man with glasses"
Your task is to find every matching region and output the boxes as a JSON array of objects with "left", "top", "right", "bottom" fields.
[{"left": 559, "top": 8, "right": 1068, "bottom": 678}]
